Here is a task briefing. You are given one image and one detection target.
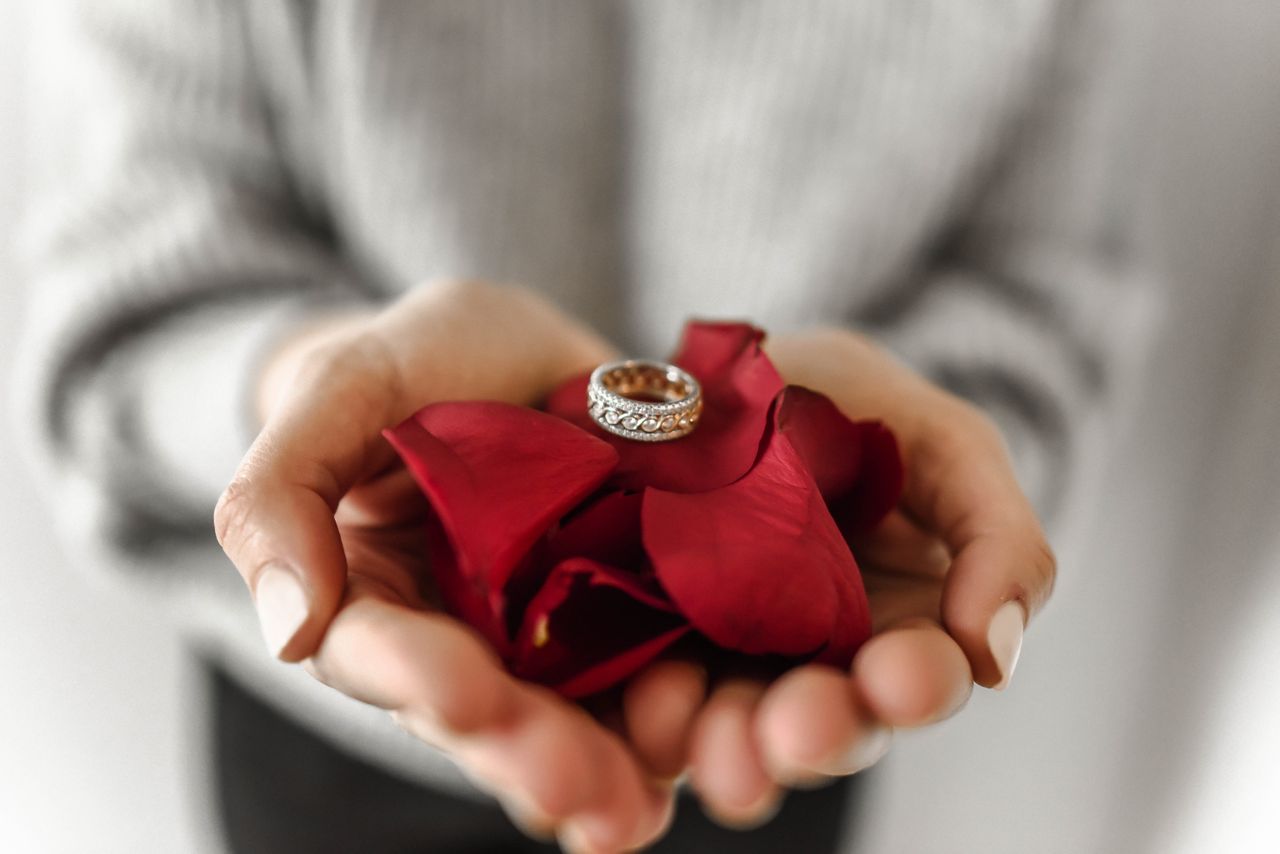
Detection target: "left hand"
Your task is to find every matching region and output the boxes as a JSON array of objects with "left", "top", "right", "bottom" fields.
[
  {"left": 216, "top": 282, "right": 676, "bottom": 853},
  {"left": 615, "top": 326, "right": 1056, "bottom": 826}
]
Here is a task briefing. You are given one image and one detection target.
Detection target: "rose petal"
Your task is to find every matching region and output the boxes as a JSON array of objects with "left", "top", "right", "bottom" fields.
[
  {"left": 544, "top": 321, "right": 784, "bottom": 492},
  {"left": 545, "top": 490, "right": 646, "bottom": 570},
  {"left": 420, "top": 512, "right": 509, "bottom": 652},
  {"left": 667, "top": 321, "right": 770, "bottom": 384},
  {"left": 814, "top": 535, "right": 874, "bottom": 666},
  {"left": 383, "top": 402, "right": 619, "bottom": 644},
  {"left": 642, "top": 410, "right": 872, "bottom": 662},
  {"left": 503, "top": 490, "right": 649, "bottom": 638},
  {"left": 830, "top": 421, "right": 903, "bottom": 535},
  {"left": 511, "top": 558, "right": 689, "bottom": 698},
  {"left": 775, "top": 386, "right": 904, "bottom": 533}
]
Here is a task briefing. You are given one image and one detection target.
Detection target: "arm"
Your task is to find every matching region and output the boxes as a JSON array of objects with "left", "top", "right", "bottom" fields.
[{"left": 15, "top": 0, "right": 375, "bottom": 559}]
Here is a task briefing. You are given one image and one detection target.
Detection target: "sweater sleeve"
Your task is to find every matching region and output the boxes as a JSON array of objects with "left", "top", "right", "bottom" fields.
[
  {"left": 14, "top": 0, "right": 378, "bottom": 564},
  {"left": 9, "top": 7, "right": 507, "bottom": 790},
  {"left": 859, "top": 1, "right": 1157, "bottom": 521}
]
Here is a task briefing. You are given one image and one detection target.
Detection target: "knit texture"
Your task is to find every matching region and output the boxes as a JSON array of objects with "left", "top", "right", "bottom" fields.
[{"left": 14, "top": 0, "right": 1151, "bottom": 790}]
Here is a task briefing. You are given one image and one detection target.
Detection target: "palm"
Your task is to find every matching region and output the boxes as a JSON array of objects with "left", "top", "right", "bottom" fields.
[
  {"left": 855, "top": 511, "right": 950, "bottom": 634},
  {"left": 335, "top": 461, "right": 437, "bottom": 611}
]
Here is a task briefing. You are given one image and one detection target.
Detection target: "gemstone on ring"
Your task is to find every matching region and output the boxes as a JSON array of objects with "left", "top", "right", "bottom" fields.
[{"left": 586, "top": 359, "right": 702, "bottom": 443}]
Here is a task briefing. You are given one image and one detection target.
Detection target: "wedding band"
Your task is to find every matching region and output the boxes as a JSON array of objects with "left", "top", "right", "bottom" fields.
[{"left": 587, "top": 360, "right": 702, "bottom": 442}]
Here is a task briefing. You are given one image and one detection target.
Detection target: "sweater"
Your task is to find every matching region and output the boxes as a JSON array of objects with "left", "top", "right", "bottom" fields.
[{"left": 13, "top": 0, "right": 1152, "bottom": 793}]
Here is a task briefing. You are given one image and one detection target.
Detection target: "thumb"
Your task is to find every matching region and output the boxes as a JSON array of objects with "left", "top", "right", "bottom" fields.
[
  {"left": 215, "top": 332, "right": 403, "bottom": 660},
  {"left": 216, "top": 281, "right": 617, "bottom": 660}
]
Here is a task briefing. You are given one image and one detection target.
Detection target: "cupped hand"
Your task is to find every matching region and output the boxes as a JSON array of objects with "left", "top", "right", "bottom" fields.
[
  {"left": 616, "top": 326, "right": 1056, "bottom": 826},
  {"left": 214, "top": 281, "right": 674, "bottom": 853}
]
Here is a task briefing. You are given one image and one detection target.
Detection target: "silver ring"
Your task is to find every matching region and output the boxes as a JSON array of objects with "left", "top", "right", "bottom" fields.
[{"left": 587, "top": 359, "right": 703, "bottom": 442}]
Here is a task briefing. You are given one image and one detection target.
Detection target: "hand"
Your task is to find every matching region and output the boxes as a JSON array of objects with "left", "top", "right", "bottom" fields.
[
  {"left": 214, "top": 281, "right": 675, "bottom": 853},
  {"left": 615, "top": 326, "right": 1056, "bottom": 825}
]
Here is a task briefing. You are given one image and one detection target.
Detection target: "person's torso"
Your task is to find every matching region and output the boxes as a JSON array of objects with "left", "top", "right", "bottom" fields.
[{"left": 253, "top": 0, "right": 1060, "bottom": 353}]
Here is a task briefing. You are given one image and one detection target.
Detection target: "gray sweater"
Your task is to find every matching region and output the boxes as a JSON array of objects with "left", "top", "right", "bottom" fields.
[{"left": 14, "top": 0, "right": 1151, "bottom": 790}]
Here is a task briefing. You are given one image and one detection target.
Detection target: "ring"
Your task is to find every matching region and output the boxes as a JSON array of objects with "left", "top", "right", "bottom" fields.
[{"left": 587, "top": 359, "right": 703, "bottom": 442}]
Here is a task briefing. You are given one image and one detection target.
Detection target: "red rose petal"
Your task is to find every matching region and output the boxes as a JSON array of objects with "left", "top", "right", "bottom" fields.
[
  {"left": 542, "top": 373, "right": 592, "bottom": 430},
  {"left": 511, "top": 558, "right": 689, "bottom": 698},
  {"left": 421, "top": 510, "right": 508, "bottom": 651},
  {"left": 544, "top": 490, "right": 646, "bottom": 570},
  {"left": 544, "top": 321, "right": 785, "bottom": 493},
  {"left": 814, "top": 535, "right": 873, "bottom": 666},
  {"left": 667, "top": 321, "right": 770, "bottom": 384},
  {"left": 775, "top": 386, "right": 904, "bottom": 533},
  {"left": 383, "top": 402, "right": 619, "bottom": 638},
  {"left": 830, "top": 421, "right": 903, "bottom": 535},
  {"left": 503, "top": 490, "right": 649, "bottom": 637},
  {"left": 642, "top": 412, "right": 872, "bottom": 662}
]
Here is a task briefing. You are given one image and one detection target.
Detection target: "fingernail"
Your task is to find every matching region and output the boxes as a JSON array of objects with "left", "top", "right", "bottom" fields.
[
  {"left": 723, "top": 789, "right": 784, "bottom": 830},
  {"left": 499, "top": 796, "right": 555, "bottom": 842},
  {"left": 988, "top": 600, "right": 1026, "bottom": 690},
  {"left": 254, "top": 565, "right": 308, "bottom": 658},
  {"left": 817, "top": 725, "right": 893, "bottom": 776},
  {"left": 557, "top": 822, "right": 596, "bottom": 854}
]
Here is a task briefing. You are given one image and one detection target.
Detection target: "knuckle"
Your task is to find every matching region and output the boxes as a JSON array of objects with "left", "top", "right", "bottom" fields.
[
  {"left": 420, "top": 277, "right": 509, "bottom": 314},
  {"left": 913, "top": 402, "right": 1012, "bottom": 494},
  {"left": 213, "top": 477, "right": 256, "bottom": 552},
  {"left": 922, "top": 420, "right": 971, "bottom": 469},
  {"left": 409, "top": 676, "right": 493, "bottom": 739},
  {"left": 293, "top": 337, "right": 359, "bottom": 388},
  {"left": 295, "top": 331, "right": 403, "bottom": 419},
  {"left": 955, "top": 402, "right": 1006, "bottom": 452},
  {"left": 928, "top": 388, "right": 1006, "bottom": 452}
]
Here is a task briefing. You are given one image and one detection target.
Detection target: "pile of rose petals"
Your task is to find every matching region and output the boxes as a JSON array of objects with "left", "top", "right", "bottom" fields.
[{"left": 384, "top": 322, "right": 903, "bottom": 698}]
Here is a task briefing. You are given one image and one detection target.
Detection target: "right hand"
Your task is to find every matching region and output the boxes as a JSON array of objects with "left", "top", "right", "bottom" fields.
[{"left": 214, "top": 281, "right": 674, "bottom": 852}]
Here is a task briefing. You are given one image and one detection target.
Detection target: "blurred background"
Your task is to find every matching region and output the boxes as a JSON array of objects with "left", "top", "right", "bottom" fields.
[{"left": 2, "top": 1, "right": 1278, "bottom": 852}]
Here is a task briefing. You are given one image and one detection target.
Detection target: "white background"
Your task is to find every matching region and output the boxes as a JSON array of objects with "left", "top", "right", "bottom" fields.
[
  {"left": 2, "top": 2, "right": 1279, "bottom": 852},
  {"left": 0, "top": 3, "right": 215, "bottom": 852}
]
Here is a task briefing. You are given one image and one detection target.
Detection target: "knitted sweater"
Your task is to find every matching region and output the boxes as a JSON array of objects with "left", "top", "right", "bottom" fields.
[{"left": 14, "top": 0, "right": 1150, "bottom": 791}]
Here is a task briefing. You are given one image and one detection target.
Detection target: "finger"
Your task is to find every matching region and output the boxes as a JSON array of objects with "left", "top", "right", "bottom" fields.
[
  {"left": 623, "top": 659, "right": 708, "bottom": 779},
  {"left": 755, "top": 665, "right": 891, "bottom": 786},
  {"left": 901, "top": 406, "right": 1053, "bottom": 689},
  {"left": 853, "top": 618, "right": 972, "bottom": 727},
  {"left": 456, "top": 682, "right": 672, "bottom": 853},
  {"left": 689, "top": 680, "right": 781, "bottom": 828},
  {"left": 550, "top": 708, "right": 676, "bottom": 854},
  {"left": 215, "top": 333, "right": 405, "bottom": 661},
  {"left": 311, "top": 592, "right": 590, "bottom": 820},
  {"left": 308, "top": 587, "right": 672, "bottom": 846},
  {"left": 862, "top": 572, "right": 943, "bottom": 633},
  {"left": 458, "top": 685, "right": 670, "bottom": 851},
  {"left": 335, "top": 462, "right": 430, "bottom": 528},
  {"left": 848, "top": 510, "right": 951, "bottom": 579},
  {"left": 496, "top": 796, "right": 557, "bottom": 843},
  {"left": 306, "top": 584, "right": 514, "bottom": 732}
]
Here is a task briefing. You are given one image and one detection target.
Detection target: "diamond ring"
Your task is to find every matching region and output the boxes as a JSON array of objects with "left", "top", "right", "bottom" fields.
[{"left": 587, "top": 360, "right": 702, "bottom": 442}]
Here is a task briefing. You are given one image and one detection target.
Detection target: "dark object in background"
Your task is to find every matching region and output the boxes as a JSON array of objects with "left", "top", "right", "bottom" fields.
[{"left": 210, "top": 662, "right": 865, "bottom": 853}]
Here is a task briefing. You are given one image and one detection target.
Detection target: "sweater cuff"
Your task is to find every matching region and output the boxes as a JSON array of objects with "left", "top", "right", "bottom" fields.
[
  {"left": 148, "top": 299, "right": 306, "bottom": 501},
  {"left": 868, "top": 271, "right": 1087, "bottom": 520},
  {"left": 71, "top": 296, "right": 347, "bottom": 522}
]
